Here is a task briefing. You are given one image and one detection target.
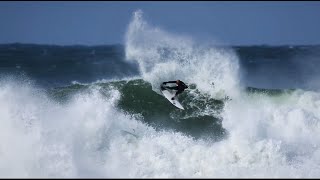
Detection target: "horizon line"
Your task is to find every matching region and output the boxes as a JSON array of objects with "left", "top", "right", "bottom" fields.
[{"left": 1, "top": 42, "right": 320, "bottom": 47}]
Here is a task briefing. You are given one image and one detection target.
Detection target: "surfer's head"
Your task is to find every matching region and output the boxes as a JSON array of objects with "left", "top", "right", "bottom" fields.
[{"left": 176, "top": 80, "right": 181, "bottom": 84}]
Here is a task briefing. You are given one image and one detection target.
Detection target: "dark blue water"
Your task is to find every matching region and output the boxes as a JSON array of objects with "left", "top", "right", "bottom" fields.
[
  {"left": 0, "top": 43, "right": 139, "bottom": 87},
  {"left": 236, "top": 45, "right": 320, "bottom": 90},
  {"left": 1, "top": 43, "right": 319, "bottom": 90}
]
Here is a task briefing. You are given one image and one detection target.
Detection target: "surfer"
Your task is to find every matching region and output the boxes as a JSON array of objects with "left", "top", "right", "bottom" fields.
[{"left": 162, "top": 80, "right": 188, "bottom": 100}]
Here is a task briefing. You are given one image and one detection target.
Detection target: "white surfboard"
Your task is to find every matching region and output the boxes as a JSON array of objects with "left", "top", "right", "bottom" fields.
[{"left": 160, "top": 85, "right": 184, "bottom": 110}]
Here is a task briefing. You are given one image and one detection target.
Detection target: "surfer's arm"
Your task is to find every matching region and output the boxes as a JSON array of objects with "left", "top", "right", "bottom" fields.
[{"left": 163, "top": 81, "right": 176, "bottom": 84}]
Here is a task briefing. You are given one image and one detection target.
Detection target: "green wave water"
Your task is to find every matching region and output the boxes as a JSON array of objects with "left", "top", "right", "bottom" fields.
[{"left": 47, "top": 79, "right": 296, "bottom": 141}]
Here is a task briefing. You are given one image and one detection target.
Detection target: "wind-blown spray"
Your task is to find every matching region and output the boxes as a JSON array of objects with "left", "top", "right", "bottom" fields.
[{"left": 125, "top": 10, "right": 241, "bottom": 99}]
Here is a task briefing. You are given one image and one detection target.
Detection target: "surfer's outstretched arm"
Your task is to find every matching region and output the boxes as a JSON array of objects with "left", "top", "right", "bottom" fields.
[{"left": 163, "top": 81, "right": 177, "bottom": 84}]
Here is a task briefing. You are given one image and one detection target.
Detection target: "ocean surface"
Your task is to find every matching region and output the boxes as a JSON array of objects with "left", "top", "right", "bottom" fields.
[{"left": 1, "top": 11, "right": 320, "bottom": 178}]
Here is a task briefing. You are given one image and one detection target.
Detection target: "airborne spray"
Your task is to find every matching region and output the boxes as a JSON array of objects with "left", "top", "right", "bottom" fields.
[{"left": 125, "top": 10, "right": 242, "bottom": 99}]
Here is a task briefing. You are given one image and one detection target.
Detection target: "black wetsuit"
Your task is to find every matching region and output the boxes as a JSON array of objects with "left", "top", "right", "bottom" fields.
[{"left": 162, "top": 81, "right": 188, "bottom": 96}]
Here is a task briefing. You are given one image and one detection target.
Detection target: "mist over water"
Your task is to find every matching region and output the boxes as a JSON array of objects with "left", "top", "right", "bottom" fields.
[{"left": 0, "top": 10, "right": 320, "bottom": 178}]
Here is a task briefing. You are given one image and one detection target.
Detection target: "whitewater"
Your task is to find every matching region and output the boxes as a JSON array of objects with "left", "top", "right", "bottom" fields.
[{"left": 1, "top": 10, "right": 320, "bottom": 178}]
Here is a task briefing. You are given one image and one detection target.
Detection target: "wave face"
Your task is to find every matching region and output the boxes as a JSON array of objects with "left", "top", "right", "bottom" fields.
[{"left": 1, "top": 10, "right": 320, "bottom": 178}]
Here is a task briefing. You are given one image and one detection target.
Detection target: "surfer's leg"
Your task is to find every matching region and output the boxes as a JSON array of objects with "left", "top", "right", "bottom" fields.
[{"left": 171, "top": 90, "right": 183, "bottom": 100}]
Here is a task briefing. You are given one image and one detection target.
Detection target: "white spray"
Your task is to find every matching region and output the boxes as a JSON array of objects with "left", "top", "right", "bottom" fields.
[
  {"left": 2, "top": 10, "right": 320, "bottom": 178},
  {"left": 122, "top": 10, "right": 320, "bottom": 178},
  {"left": 125, "top": 10, "right": 241, "bottom": 99}
]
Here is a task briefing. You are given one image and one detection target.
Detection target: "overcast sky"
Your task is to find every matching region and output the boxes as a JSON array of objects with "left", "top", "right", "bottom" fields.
[{"left": 0, "top": 1, "right": 319, "bottom": 45}]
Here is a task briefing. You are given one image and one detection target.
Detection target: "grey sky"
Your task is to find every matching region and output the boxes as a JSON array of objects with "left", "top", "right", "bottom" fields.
[{"left": 0, "top": 1, "right": 319, "bottom": 45}]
